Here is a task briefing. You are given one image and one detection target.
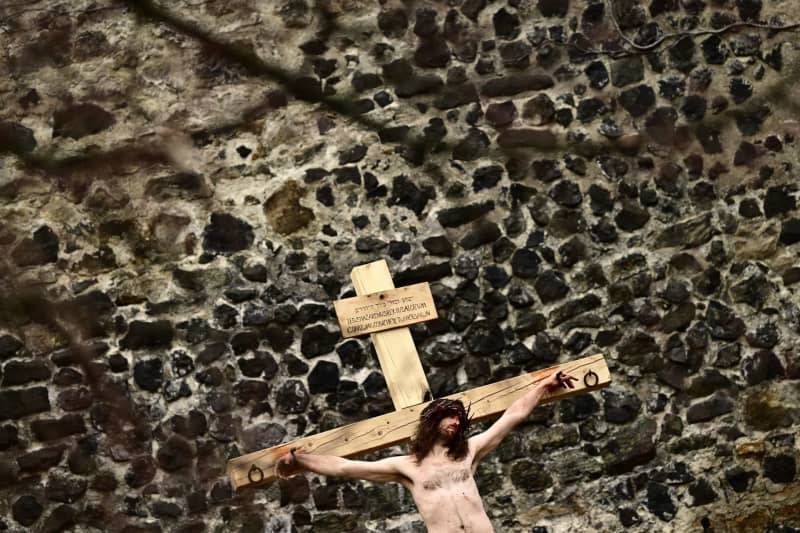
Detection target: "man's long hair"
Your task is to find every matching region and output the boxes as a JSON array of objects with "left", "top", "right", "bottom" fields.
[{"left": 409, "top": 399, "right": 472, "bottom": 463}]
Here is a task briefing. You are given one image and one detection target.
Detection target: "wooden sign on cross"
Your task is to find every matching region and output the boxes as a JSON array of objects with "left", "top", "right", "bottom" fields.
[{"left": 227, "top": 259, "right": 611, "bottom": 489}]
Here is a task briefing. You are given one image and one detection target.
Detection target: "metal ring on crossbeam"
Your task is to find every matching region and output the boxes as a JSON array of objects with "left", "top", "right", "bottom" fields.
[
  {"left": 583, "top": 370, "right": 599, "bottom": 388},
  {"left": 248, "top": 464, "right": 264, "bottom": 484}
]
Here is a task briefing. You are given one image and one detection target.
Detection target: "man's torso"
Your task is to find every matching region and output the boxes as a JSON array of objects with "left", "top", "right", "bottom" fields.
[{"left": 394, "top": 445, "right": 494, "bottom": 533}]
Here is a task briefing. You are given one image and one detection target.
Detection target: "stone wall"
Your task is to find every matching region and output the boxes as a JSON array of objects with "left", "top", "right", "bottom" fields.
[{"left": 1, "top": 0, "right": 799, "bottom": 531}]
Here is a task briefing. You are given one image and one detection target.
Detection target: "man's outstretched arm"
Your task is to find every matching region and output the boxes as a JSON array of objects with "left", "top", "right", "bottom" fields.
[
  {"left": 469, "top": 372, "right": 575, "bottom": 464},
  {"left": 276, "top": 451, "right": 408, "bottom": 485}
]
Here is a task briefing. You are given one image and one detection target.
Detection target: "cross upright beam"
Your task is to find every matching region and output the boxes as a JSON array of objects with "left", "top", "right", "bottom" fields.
[{"left": 349, "top": 260, "right": 431, "bottom": 409}]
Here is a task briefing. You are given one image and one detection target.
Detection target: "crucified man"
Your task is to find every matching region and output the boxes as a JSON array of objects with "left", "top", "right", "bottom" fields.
[{"left": 276, "top": 371, "right": 578, "bottom": 532}]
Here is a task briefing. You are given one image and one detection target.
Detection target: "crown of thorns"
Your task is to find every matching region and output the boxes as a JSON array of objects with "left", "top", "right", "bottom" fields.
[{"left": 419, "top": 398, "right": 472, "bottom": 424}]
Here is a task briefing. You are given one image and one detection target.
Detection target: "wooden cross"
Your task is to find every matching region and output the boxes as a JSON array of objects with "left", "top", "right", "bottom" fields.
[{"left": 227, "top": 260, "right": 611, "bottom": 489}]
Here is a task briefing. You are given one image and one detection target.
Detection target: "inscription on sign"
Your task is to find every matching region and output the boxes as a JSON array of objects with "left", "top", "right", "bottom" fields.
[{"left": 334, "top": 282, "right": 438, "bottom": 337}]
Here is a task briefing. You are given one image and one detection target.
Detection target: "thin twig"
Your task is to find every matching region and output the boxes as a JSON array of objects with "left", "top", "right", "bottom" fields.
[{"left": 606, "top": 0, "right": 800, "bottom": 54}]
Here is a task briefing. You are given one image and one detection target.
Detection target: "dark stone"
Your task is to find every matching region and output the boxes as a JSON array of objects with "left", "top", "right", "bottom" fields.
[
  {"left": 0, "top": 121, "right": 37, "bottom": 154},
  {"left": 669, "top": 36, "right": 696, "bottom": 72},
  {"left": 686, "top": 392, "right": 734, "bottom": 423},
  {"left": 746, "top": 322, "right": 780, "bottom": 349},
  {"left": 202, "top": 213, "right": 254, "bottom": 253},
  {"left": 656, "top": 213, "right": 714, "bottom": 250},
  {"left": 492, "top": 8, "right": 520, "bottom": 39},
  {"left": 729, "top": 78, "right": 752, "bottom": 104},
  {"left": 725, "top": 466, "right": 756, "bottom": 492},
  {"left": 45, "top": 471, "right": 87, "bottom": 503},
  {"left": 17, "top": 445, "right": 66, "bottom": 473},
  {"left": 300, "top": 325, "right": 338, "bottom": 357},
  {"left": 276, "top": 380, "right": 309, "bottom": 414},
  {"left": 393, "top": 262, "right": 453, "bottom": 285},
  {"left": 764, "top": 186, "right": 796, "bottom": 218},
  {"left": 308, "top": 361, "right": 339, "bottom": 394},
  {"left": 2, "top": 359, "right": 51, "bottom": 386},
  {"left": 763, "top": 454, "right": 796, "bottom": 484},
  {"left": 585, "top": 61, "right": 609, "bottom": 89},
  {"left": 352, "top": 72, "right": 382, "bottom": 92},
  {"left": 133, "top": 358, "right": 163, "bottom": 392},
  {"left": 57, "top": 387, "right": 92, "bottom": 411},
  {"left": 145, "top": 172, "right": 211, "bottom": 201},
  {"left": 40, "top": 504, "right": 77, "bottom": 533},
  {"left": 0, "top": 335, "right": 23, "bottom": 360},
  {"left": 480, "top": 74, "right": 554, "bottom": 97},
  {"left": 230, "top": 330, "right": 259, "bottom": 355},
  {"left": 530, "top": 332, "right": 561, "bottom": 363},
  {"left": 534, "top": 271, "right": 569, "bottom": 303},
  {"left": 460, "top": 221, "right": 502, "bottom": 249},
  {"left": 12, "top": 494, "right": 43, "bottom": 526},
  {"left": 452, "top": 128, "right": 490, "bottom": 161},
  {"left": 393, "top": 73, "right": 444, "bottom": 98},
  {"left": 780, "top": 219, "right": 800, "bottom": 245},
  {"left": 659, "top": 76, "right": 685, "bottom": 100},
  {"left": 0, "top": 424, "right": 19, "bottom": 451},
  {"left": 0, "top": 387, "right": 50, "bottom": 421},
  {"left": 12, "top": 226, "right": 59, "bottom": 266},
  {"left": 465, "top": 320, "right": 505, "bottom": 355},
  {"left": 603, "top": 390, "right": 641, "bottom": 424},
  {"left": 500, "top": 40, "right": 532, "bottom": 69},
  {"left": 538, "top": 0, "right": 569, "bottom": 17},
  {"left": 696, "top": 125, "right": 723, "bottom": 154},
  {"left": 550, "top": 294, "right": 602, "bottom": 326},
  {"left": 616, "top": 331, "right": 657, "bottom": 366},
  {"left": 588, "top": 184, "right": 614, "bottom": 214},
  {"left": 701, "top": 35, "right": 727, "bottom": 64},
  {"left": 687, "top": 478, "right": 718, "bottom": 506},
  {"left": 53, "top": 103, "right": 114, "bottom": 139},
  {"left": 388, "top": 175, "right": 435, "bottom": 216},
  {"left": 645, "top": 107, "right": 677, "bottom": 145},
  {"left": 522, "top": 94, "right": 556, "bottom": 126},
  {"left": 510, "top": 460, "right": 553, "bottom": 492},
  {"left": 337, "top": 340, "right": 367, "bottom": 369},
  {"left": 603, "top": 419, "right": 657, "bottom": 475},
  {"left": 156, "top": 435, "right": 193, "bottom": 472},
  {"left": 619, "top": 84, "right": 655, "bottom": 117},
  {"left": 433, "top": 83, "right": 479, "bottom": 110},
  {"left": 705, "top": 301, "right": 745, "bottom": 340},
  {"left": 378, "top": 8, "right": 408, "bottom": 37},
  {"left": 737, "top": 0, "right": 762, "bottom": 21},
  {"left": 687, "top": 369, "right": 732, "bottom": 398},
  {"left": 485, "top": 101, "right": 518, "bottom": 128},
  {"left": 151, "top": 501, "right": 182, "bottom": 519},
  {"left": 611, "top": 56, "right": 644, "bottom": 87},
  {"left": 414, "top": 37, "right": 451, "bottom": 68},
  {"left": 497, "top": 128, "right": 558, "bottom": 149},
  {"left": 242, "top": 422, "right": 286, "bottom": 453},
  {"left": 473, "top": 165, "right": 503, "bottom": 192},
  {"left": 31, "top": 414, "right": 85, "bottom": 442},
  {"left": 646, "top": 482, "right": 676, "bottom": 521},
  {"left": 549, "top": 180, "right": 582, "bottom": 207},
  {"left": 615, "top": 201, "right": 650, "bottom": 231},
  {"left": 437, "top": 201, "right": 495, "bottom": 228},
  {"left": 742, "top": 349, "right": 784, "bottom": 385},
  {"left": 124, "top": 456, "right": 156, "bottom": 488},
  {"left": 734, "top": 140, "right": 757, "bottom": 165},
  {"left": 279, "top": 476, "right": 310, "bottom": 506},
  {"left": 532, "top": 159, "right": 562, "bottom": 183},
  {"left": 510, "top": 248, "right": 541, "bottom": 278}
]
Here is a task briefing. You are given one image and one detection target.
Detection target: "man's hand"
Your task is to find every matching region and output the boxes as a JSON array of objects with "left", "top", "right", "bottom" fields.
[
  {"left": 275, "top": 448, "right": 305, "bottom": 479},
  {"left": 540, "top": 371, "right": 577, "bottom": 392}
]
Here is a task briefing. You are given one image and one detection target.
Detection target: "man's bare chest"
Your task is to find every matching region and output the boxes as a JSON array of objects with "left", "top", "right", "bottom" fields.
[{"left": 418, "top": 464, "right": 473, "bottom": 490}]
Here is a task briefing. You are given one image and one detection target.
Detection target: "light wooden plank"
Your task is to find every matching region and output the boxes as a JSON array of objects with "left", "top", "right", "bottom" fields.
[
  {"left": 334, "top": 282, "right": 438, "bottom": 338},
  {"left": 350, "top": 260, "right": 431, "bottom": 409},
  {"left": 227, "top": 354, "right": 610, "bottom": 490}
]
